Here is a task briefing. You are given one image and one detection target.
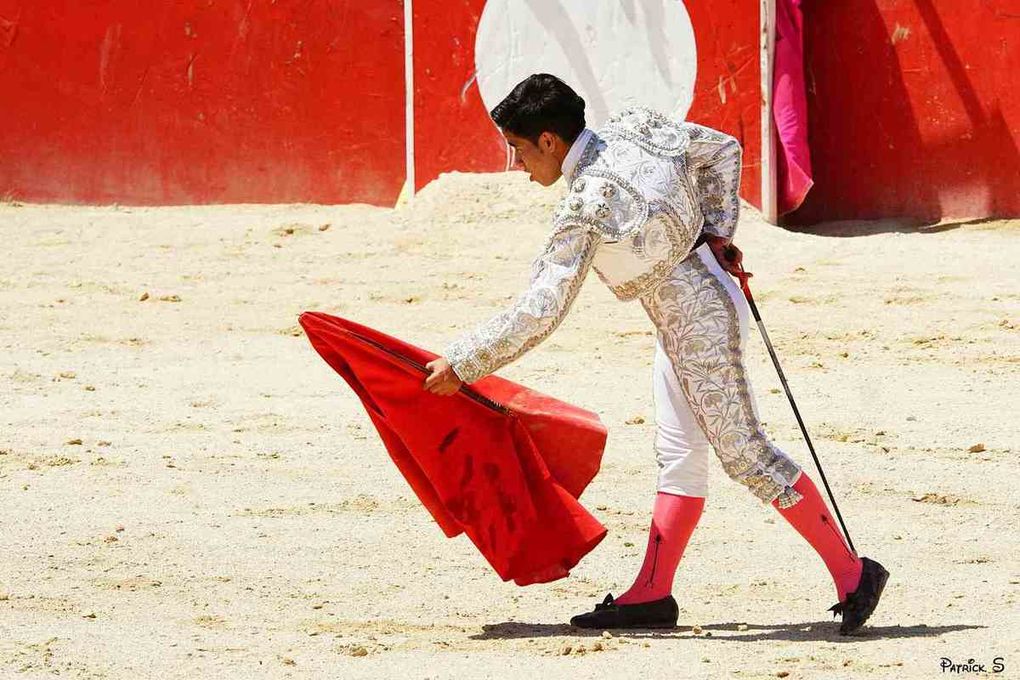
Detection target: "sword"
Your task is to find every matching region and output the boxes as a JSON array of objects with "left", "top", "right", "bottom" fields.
[{"left": 725, "top": 246, "right": 857, "bottom": 554}]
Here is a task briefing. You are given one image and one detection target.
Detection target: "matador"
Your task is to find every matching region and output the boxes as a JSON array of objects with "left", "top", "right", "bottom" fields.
[{"left": 424, "top": 74, "right": 888, "bottom": 634}]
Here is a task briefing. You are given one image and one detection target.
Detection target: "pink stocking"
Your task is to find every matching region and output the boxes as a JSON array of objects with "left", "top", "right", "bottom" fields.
[
  {"left": 772, "top": 473, "right": 863, "bottom": 602},
  {"left": 615, "top": 492, "right": 705, "bottom": 605}
]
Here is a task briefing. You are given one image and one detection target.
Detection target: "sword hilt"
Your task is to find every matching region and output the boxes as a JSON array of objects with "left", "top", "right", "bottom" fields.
[{"left": 723, "top": 245, "right": 755, "bottom": 299}]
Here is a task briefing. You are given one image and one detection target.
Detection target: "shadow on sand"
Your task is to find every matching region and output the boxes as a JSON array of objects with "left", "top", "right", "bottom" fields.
[
  {"left": 470, "top": 620, "right": 983, "bottom": 643},
  {"left": 783, "top": 216, "right": 1009, "bottom": 238}
]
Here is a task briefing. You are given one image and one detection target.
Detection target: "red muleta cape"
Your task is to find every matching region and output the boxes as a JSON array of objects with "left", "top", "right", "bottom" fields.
[{"left": 299, "top": 312, "right": 608, "bottom": 586}]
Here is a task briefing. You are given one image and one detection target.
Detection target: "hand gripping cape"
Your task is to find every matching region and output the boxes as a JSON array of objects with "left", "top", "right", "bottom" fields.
[{"left": 299, "top": 312, "right": 608, "bottom": 586}]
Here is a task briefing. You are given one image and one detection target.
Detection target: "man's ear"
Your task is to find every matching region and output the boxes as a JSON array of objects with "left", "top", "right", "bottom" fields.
[{"left": 538, "top": 131, "right": 557, "bottom": 153}]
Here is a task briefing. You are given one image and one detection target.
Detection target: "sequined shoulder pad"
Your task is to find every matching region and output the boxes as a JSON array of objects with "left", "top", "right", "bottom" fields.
[
  {"left": 601, "top": 107, "right": 690, "bottom": 157},
  {"left": 554, "top": 172, "right": 648, "bottom": 241}
]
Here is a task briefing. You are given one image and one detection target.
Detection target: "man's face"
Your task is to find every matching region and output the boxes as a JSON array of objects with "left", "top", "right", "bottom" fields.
[{"left": 503, "top": 130, "right": 563, "bottom": 186}]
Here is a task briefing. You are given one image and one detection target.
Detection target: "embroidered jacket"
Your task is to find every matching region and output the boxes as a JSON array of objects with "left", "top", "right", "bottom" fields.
[{"left": 444, "top": 107, "right": 742, "bottom": 384}]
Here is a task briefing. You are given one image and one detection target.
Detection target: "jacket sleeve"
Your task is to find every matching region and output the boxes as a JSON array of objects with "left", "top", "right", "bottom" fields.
[
  {"left": 442, "top": 224, "right": 601, "bottom": 384},
  {"left": 684, "top": 122, "right": 743, "bottom": 241}
]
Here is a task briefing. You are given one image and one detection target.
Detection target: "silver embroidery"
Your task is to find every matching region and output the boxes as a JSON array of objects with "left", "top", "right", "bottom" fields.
[
  {"left": 602, "top": 106, "right": 691, "bottom": 156},
  {"left": 556, "top": 115, "right": 741, "bottom": 299},
  {"left": 639, "top": 254, "right": 804, "bottom": 507},
  {"left": 443, "top": 225, "right": 601, "bottom": 384},
  {"left": 555, "top": 169, "right": 649, "bottom": 241},
  {"left": 604, "top": 202, "right": 700, "bottom": 301},
  {"left": 684, "top": 122, "right": 742, "bottom": 241}
]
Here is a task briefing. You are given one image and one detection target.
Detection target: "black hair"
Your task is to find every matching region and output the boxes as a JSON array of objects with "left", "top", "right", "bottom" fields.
[{"left": 490, "top": 74, "right": 586, "bottom": 145}]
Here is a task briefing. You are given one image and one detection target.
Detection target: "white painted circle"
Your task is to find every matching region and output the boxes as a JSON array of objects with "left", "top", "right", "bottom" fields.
[{"left": 474, "top": 0, "right": 698, "bottom": 130}]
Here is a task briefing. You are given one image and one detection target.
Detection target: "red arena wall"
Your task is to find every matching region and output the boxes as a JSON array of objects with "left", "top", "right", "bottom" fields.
[
  {"left": 413, "top": 0, "right": 764, "bottom": 208},
  {"left": 411, "top": 0, "right": 506, "bottom": 189},
  {"left": 790, "top": 0, "right": 1020, "bottom": 223},
  {"left": 0, "top": 0, "right": 406, "bottom": 206},
  {"left": 686, "top": 0, "right": 763, "bottom": 208},
  {"left": 0, "top": 0, "right": 763, "bottom": 210},
  {"left": 1, "top": 1, "right": 1016, "bottom": 222}
]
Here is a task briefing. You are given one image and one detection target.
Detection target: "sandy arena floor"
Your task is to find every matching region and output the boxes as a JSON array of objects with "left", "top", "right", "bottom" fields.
[{"left": 1, "top": 172, "right": 1018, "bottom": 679}]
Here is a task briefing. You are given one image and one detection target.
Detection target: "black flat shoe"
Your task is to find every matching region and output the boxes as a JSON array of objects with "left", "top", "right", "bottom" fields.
[
  {"left": 569, "top": 593, "right": 679, "bottom": 629},
  {"left": 828, "top": 556, "right": 890, "bottom": 635}
]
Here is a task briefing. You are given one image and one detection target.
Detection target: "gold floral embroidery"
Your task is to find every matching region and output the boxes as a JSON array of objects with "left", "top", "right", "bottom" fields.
[{"left": 639, "top": 253, "right": 803, "bottom": 507}]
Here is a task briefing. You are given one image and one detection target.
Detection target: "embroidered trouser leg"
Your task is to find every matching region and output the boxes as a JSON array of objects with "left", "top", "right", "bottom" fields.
[{"left": 642, "top": 243, "right": 804, "bottom": 508}]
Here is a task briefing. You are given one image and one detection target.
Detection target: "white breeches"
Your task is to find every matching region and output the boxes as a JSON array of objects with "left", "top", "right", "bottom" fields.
[{"left": 652, "top": 336, "right": 713, "bottom": 496}]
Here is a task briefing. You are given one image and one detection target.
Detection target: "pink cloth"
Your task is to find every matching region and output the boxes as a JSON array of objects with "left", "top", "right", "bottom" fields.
[
  {"left": 772, "top": 473, "right": 863, "bottom": 602},
  {"left": 773, "top": 0, "right": 814, "bottom": 215},
  {"left": 615, "top": 492, "right": 705, "bottom": 605}
]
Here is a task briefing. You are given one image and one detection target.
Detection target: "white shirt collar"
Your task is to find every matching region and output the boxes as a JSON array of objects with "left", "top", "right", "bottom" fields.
[{"left": 560, "top": 128, "right": 594, "bottom": 182}]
